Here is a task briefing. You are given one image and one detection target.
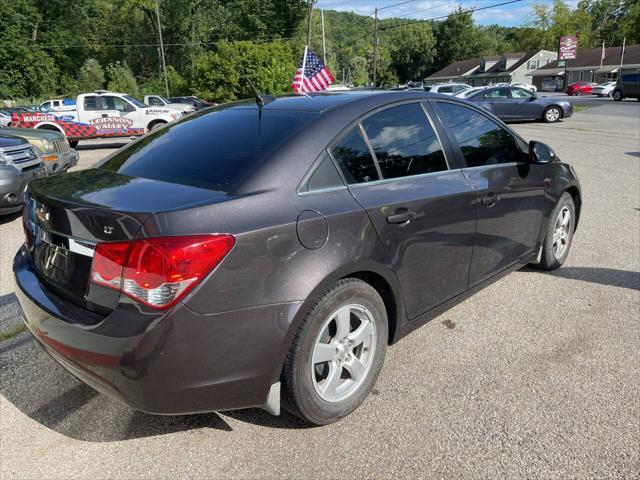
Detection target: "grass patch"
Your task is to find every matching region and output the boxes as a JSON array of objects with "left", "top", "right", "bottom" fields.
[
  {"left": 572, "top": 104, "right": 591, "bottom": 113},
  {"left": 0, "top": 323, "right": 26, "bottom": 341}
]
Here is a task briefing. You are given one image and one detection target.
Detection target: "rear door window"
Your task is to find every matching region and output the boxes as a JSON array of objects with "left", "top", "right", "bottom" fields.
[
  {"left": 83, "top": 96, "right": 99, "bottom": 111},
  {"left": 483, "top": 88, "right": 510, "bottom": 99},
  {"left": 330, "top": 126, "right": 380, "bottom": 184},
  {"left": 360, "top": 103, "right": 447, "bottom": 179},
  {"left": 100, "top": 107, "right": 316, "bottom": 192}
]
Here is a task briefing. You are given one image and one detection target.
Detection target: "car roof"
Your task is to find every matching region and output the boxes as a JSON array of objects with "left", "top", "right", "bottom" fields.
[{"left": 228, "top": 91, "right": 442, "bottom": 114}]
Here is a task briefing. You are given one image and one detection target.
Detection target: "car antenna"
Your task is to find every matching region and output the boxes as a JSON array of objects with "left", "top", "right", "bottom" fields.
[{"left": 244, "top": 76, "right": 275, "bottom": 109}]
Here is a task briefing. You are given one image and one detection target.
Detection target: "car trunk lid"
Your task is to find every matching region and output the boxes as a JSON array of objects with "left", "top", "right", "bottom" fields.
[{"left": 24, "top": 169, "right": 228, "bottom": 318}]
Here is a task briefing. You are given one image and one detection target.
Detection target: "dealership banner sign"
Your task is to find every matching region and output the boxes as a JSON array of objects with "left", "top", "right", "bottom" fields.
[{"left": 559, "top": 35, "right": 578, "bottom": 60}]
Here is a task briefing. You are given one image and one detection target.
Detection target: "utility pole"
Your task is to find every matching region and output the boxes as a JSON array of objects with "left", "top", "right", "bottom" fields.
[
  {"left": 155, "top": 1, "right": 170, "bottom": 98},
  {"left": 373, "top": 7, "right": 379, "bottom": 88},
  {"left": 306, "top": 0, "right": 314, "bottom": 48},
  {"left": 321, "top": 9, "right": 327, "bottom": 64},
  {"left": 620, "top": 36, "right": 626, "bottom": 71}
]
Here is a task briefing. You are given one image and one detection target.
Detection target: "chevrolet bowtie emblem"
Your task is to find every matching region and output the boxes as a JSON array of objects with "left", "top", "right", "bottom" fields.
[{"left": 36, "top": 206, "right": 49, "bottom": 222}]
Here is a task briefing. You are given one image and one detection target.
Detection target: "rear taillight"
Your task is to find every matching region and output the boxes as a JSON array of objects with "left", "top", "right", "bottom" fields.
[{"left": 90, "top": 235, "right": 235, "bottom": 309}]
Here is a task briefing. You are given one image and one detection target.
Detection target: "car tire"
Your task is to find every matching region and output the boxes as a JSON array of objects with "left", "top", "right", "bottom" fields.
[
  {"left": 543, "top": 106, "right": 562, "bottom": 123},
  {"left": 149, "top": 121, "right": 166, "bottom": 132},
  {"left": 597, "top": 94, "right": 602, "bottom": 97},
  {"left": 576, "top": 90, "right": 582, "bottom": 96},
  {"left": 282, "top": 278, "right": 388, "bottom": 425},
  {"left": 536, "top": 192, "right": 576, "bottom": 270},
  {"left": 68, "top": 140, "right": 79, "bottom": 148},
  {"left": 612, "top": 90, "right": 623, "bottom": 101}
]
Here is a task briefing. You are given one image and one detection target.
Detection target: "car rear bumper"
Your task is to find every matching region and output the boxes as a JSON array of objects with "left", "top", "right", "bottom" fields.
[{"left": 13, "top": 246, "right": 301, "bottom": 414}]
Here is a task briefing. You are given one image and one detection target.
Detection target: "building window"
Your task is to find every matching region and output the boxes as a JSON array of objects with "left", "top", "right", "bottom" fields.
[{"left": 527, "top": 60, "right": 538, "bottom": 70}]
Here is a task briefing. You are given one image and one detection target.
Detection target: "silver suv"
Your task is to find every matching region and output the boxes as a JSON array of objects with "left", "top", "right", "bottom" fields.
[{"left": 0, "top": 134, "right": 46, "bottom": 215}]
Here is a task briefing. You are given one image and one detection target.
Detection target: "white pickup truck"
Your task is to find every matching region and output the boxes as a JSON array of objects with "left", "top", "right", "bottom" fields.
[
  {"left": 144, "top": 95, "right": 195, "bottom": 113},
  {"left": 11, "top": 91, "right": 183, "bottom": 147}
]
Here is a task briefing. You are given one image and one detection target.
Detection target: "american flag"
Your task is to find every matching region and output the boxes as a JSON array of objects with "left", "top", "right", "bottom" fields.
[{"left": 292, "top": 47, "right": 334, "bottom": 94}]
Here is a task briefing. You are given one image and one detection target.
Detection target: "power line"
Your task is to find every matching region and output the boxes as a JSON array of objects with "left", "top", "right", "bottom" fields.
[
  {"left": 377, "top": 0, "right": 418, "bottom": 11},
  {"left": 379, "top": 0, "right": 527, "bottom": 31}
]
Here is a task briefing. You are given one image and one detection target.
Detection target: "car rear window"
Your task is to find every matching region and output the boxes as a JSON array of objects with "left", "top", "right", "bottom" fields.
[{"left": 99, "top": 106, "right": 316, "bottom": 192}]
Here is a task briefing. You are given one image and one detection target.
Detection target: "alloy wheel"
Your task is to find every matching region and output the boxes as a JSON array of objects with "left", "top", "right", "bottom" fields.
[
  {"left": 552, "top": 206, "right": 572, "bottom": 259},
  {"left": 310, "top": 304, "right": 376, "bottom": 403},
  {"left": 546, "top": 107, "right": 561, "bottom": 122}
]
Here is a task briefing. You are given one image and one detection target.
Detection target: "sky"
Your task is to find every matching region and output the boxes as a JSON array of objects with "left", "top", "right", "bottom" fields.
[{"left": 315, "top": 0, "right": 577, "bottom": 28}]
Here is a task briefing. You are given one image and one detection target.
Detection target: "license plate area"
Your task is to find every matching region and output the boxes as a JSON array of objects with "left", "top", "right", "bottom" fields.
[{"left": 33, "top": 228, "right": 95, "bottom": 299}]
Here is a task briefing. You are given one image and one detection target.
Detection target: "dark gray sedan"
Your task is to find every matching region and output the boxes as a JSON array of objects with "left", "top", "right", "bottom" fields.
[
  {"left": 459, "top": 86, "right": 573, "bottom": 123},
  {"left": 14, "top": 91, "right": 581, "bottom": 425}
]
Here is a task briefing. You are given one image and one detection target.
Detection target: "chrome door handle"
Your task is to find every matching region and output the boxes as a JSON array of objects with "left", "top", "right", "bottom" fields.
[
  {"left": 481, "top": 193, "right": 500, "bottom": 207},
  {"left": 386, "top": 209, "right": 416, "bottom": 224}
]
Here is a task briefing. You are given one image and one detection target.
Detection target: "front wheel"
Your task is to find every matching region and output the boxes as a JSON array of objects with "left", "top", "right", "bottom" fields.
[
  {"left": 282, "top": 279, "right": 388, "bottom": 425},
  {"left": 536, "top": 192, "right": 576, "bottom": 270},
  {"left": 612, "top": 90, "right": 623, "bottom": 101},
  {"left": 543, "top": 106, "right": 562, "bottom": 123},
  {"left": 597, "top": 94, "right": 603, "bottom": 97}
]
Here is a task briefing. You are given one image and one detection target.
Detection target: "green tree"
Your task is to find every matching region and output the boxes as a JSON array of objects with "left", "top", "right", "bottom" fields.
[
  {"left": 434, "top": 8, "right": 490, "bottom": 72},
  {"left": 388, "top": 23, "right": 436, "bottom": 82},
  {"left": 529, "top": 0, "right": 594, "bottom": 49},
  {"left": 77, "top": 58, "right": 105, "bottom": 92},
  {"left": 349, "top": 56, "right": 369, "bottom": 86},
  {"left": 106, "top": 61, "right": 139, "bottom": 96}
]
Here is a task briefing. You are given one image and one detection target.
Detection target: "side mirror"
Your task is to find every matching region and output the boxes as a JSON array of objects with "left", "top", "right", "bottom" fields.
[
  {"left": 529, "top": 140, "right": 556, "bottom": 164},
  {"left": 529, "top": 95, "right": 538, "bottom": 101}
]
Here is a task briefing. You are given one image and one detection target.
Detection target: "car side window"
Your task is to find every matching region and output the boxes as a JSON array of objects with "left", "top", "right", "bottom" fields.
[
  {"left": 435, "top": 102, "right": 522, "bottom": 168},
  {"left": 83, "top": 96, "right": 99, "bottom": 111},
  {"left": 330, "top": 126, "right": 380, "bottom": 184},
  {"left": 511, "top": 88, "right": 533, "bottom": 99},
  {"left": 148, "top": 97, "right": 163, "bottom": 106},
  {"left": 438, "top": 86, "right": 454, "bottom": 93},
  {"left": 484, "top": 88, "right": 509, "bottom": 99},
  {"left": 361, "top": 102, "right": 447, "bottom": 179},
  {"left": 102, "top": 96, "right": 132, "bottom": 112},
  {"left": 299, "top": 152, "right": 345, "bottom": 193}
]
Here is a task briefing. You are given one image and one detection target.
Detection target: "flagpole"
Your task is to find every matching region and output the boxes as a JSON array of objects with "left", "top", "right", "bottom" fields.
[
  {"left": 306, "top": 0, "right": 314, "bottom": 48},
  {"left": 321, "top": 9, "right": 326, "bottom": 65}
]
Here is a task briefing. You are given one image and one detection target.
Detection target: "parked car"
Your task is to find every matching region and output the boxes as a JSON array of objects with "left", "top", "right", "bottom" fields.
[
  {"left": 167, "top": 96, "right": 215, "bottom": 110},
  {"left": 464, "top": 86, "right": 573, "bottom": 123},
  {"left": 591, "top": 81, "right": 616, "bottom": 97},
  {"left": 143, "top": 95, "right": 195, "bottom": 113},
  {"left": 612, "top": 70, "right": 640, "bottom": 101},
  {"left": 565, "top": 81, "right": 597, "bottom": 96},
  {"left": 0, "top": 110, "right": 12, "bottom": 127},
  {"left": 0, "top": 134, "right": 46, "bottom": 215},
  {"left": 423, "top": 83, "right": 471, "bottom": 95},
  {"left": 15, "top": 91, "right": 581, "bottom": 425},
  {"left": 2, "top": 127, "right": 78, "bottom": 174},
  {"left": 511, "top": 82, "right": 537, "bottom": 92},
  {"left": 454, "top": 86, "right": 487, "bottom": 99},
  {"left": 40, "top": 98, "right": 76, "bottom": 111},
  {"left": 10, "top": 91, "right": 184, "bottom": 148}
]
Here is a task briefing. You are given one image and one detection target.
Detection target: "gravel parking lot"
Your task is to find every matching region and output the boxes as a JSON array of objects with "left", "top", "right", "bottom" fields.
[{"left": 1, "top": 100, "right": 638, "bottom": 479}]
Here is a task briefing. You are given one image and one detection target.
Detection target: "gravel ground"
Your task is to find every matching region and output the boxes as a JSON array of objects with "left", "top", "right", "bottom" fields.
[{"left": 0, "top": 102, "right": 638, "bottom": 479}]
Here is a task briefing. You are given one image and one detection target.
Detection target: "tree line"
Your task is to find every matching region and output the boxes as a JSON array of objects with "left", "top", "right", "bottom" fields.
[{"left": 1, "top": 0, "right": 638, "bottom": 103}]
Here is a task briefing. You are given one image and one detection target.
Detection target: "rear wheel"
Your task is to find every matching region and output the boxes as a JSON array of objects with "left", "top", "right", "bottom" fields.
[
  {"left": 543, "top": 106, "right": 562, "bottom": 123},
  {"left": 282, "top": 279, "right": 388, "bottom": 425},
  {"left": 576, "top": 90, "right": 583, "bottom": 96},
  {"left": 536, "top": 192, "right": 576, "bottom": 270},
  {"left": 612, "top": 90, "right": 623, "bottom": 101}
]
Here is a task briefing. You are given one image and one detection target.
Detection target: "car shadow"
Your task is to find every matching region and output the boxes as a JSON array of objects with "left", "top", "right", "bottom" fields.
[
  {"left": 522, "top": 266, "right": 640, "bottom": 291},
  {"left": 0, "top": 293, "right": 311, "bottom": 441},
  {"left": 625, "top": 151, "right": 640, "bottom": 158},
  {"left": 0, "top": 211, "right": 21, "bottom": 225}
]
